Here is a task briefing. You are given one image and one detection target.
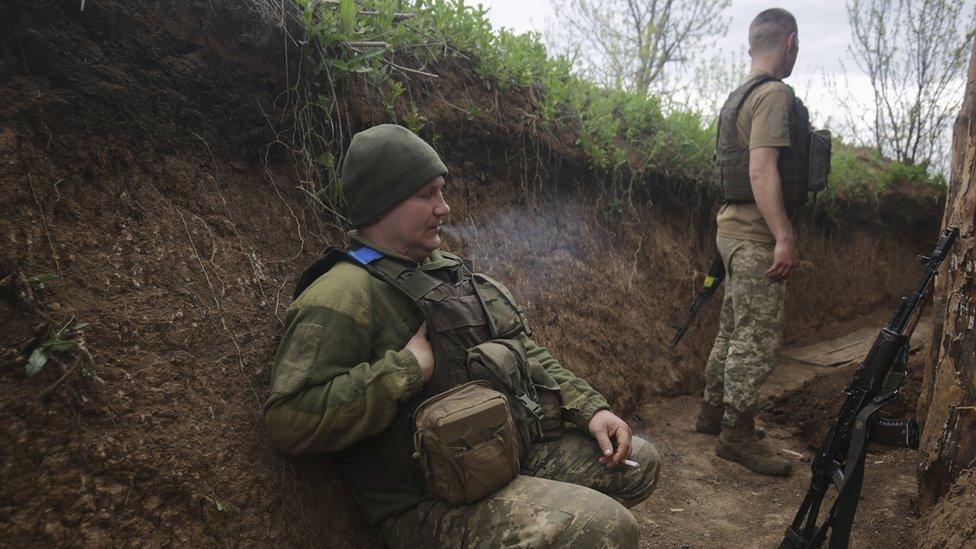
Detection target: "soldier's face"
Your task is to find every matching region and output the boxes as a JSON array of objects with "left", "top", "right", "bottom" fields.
[{"left": 374, "top": 176, "right": 451, "bottom": 262}]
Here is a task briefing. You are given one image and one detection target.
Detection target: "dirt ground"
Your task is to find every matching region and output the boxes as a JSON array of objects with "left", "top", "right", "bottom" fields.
[{"left": 631, "top": 324, "right": 923, "bottom": 548}]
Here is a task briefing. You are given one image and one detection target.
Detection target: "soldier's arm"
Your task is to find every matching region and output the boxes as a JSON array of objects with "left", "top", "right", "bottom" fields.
[
  {"left": 749, "top": 146, "right": 791, "bottom": 238},
  {"left": 521, "top": 335, "right": 611, "bottom": 430},
  {"left": 750, "top": 147, "right": 799, "bottom": 280},
  {"left": 749, "top": 83, "right": 799, "bottom": 281},
  {"left": 263, "top": 270, "right": 424, "bottom": 455}
]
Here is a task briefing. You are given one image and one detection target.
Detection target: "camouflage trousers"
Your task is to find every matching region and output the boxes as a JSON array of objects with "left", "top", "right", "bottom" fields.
[
  {"left": 379, "top": 431, "right": 661, "bottom": 548},
  {"left": 702, "top": 236, "right": 785, "bottom": 426}
]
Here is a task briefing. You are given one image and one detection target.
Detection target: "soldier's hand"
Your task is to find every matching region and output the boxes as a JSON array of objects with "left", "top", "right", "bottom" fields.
[
  {"left": 404, "top": 322, "right": 435, "bottom": 383},
  {"left": 587, "top": 410, "right": 632, "bottom": 469},
  {"left": 766, "top": 237, "right": 800, "bottom": 281}
]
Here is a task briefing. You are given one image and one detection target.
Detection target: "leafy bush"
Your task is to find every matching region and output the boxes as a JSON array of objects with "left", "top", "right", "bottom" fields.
[
  {"left": 879, "top": 160, "right": 946, "bottom": 189},
  {"left": 826, "top": 146, "right": 881, "bottom": 200},
  {"left": 821, "top": 142, "right": 946, "bottom": 206}
]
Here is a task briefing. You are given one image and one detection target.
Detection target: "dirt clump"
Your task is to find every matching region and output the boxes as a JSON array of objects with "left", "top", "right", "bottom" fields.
[
  {"left": 0, "top": 0, "right": 372, "bottom": 545},
  {"left": 763, "top": 356, "right": 923, "bottom": 450}
]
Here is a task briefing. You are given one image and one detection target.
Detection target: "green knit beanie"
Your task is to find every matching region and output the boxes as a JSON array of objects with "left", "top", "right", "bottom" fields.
[{"left": 341, "top": 124, "right": 448, "bottom": 228}]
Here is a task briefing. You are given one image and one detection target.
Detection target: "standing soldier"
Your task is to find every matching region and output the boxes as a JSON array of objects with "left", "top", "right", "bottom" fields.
[
  {"left": 696, "top": 8, "right": 829, "bottom": 476},
  {"left": 264, "top": 124, "right": 661, "bottom": 547}
]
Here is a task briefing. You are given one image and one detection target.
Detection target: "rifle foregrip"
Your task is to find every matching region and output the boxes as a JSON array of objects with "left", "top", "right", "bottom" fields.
[{"left": 850, "top": 328, "right": 908, "bottom": 393}]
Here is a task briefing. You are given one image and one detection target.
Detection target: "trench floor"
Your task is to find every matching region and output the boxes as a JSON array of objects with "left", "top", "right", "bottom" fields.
[{"left": 630, "top": 324, "right": 922, "bottom": 549}]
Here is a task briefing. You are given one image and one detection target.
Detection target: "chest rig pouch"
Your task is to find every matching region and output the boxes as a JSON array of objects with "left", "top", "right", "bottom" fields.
[
  {"left": 471, "top": 273, "right": 565, "bottom": 444},
  {"left": 344, "top": 246, "right": 563, "bottom": 503}
]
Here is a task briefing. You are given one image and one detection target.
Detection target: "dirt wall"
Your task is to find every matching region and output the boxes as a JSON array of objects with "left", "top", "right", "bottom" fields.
[
  {"left": 0, "top": 0, "right": 944, "bottom": 545},
  {"left": 911, "top": 469, "right": 976, "bottom": 548}
]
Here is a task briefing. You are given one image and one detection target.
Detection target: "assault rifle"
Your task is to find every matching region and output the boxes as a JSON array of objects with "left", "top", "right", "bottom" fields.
[
  {"left": 781, "top": 226, "right": 959, "bottom": 549},
  {"left": 672, "top": 253, "right": 725, "bottom": 348}
]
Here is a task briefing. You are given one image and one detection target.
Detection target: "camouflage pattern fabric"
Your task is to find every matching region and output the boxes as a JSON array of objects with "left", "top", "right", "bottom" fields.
[
  {"left": 379, "top": 433, "right": 660, "bottom": 548},
  {"left": 702, "top": 235, "right": 785, "bottom": 426}
]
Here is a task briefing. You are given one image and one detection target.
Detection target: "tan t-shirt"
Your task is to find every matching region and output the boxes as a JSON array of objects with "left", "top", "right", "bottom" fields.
[{"left": 716, "top": 69, "right": 794, "bottom": 243}]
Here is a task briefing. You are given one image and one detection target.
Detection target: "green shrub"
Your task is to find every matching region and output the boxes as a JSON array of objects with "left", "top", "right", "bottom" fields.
[
  {"left": 822, "top": 142, "right": 946, "bottom": 206},
  {"left": 879, "top": 160, "right": 946, "bottom": 189}
]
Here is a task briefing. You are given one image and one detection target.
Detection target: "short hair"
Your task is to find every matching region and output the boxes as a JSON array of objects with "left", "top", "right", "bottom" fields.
[{"left": 749, "top": 8, "right": 797, "bottom": 52}]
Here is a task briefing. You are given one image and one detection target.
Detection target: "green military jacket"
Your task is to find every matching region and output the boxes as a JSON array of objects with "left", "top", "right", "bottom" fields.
[{"left": 263, "top": 232, "right": 610, "bottom": 522}]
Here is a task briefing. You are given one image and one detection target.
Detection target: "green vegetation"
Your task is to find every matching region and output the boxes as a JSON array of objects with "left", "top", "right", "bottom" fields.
[
  {"left": 26, "top": 317, "right": 88, "bottom": 377},
  {"left": 27, "top": 272, "right": 59, "bottom": 289},
  {"left": 826, "top": 143, "right": 946, "bottom": 202},
  {"left": 290, "top": 0, "right": 944, "bottom": 215}
]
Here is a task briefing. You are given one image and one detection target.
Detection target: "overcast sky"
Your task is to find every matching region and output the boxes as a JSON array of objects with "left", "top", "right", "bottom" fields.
[
  {"left": 477, "top": 1, "right": 854, "bottom": 72},
  {"left": 465, "top": 0, "right": 974, "bottom": 150}
]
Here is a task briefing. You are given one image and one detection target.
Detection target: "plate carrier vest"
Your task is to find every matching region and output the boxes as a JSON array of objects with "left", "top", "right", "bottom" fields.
[
  {"left": 293, "top": 246, "right": 564, "bottom": 523},
  {"left": 715, "top": 74, "right": 825, "bottom": 206}
]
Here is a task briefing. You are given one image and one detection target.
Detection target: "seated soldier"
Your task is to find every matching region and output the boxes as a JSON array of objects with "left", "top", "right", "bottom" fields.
[{"left": 264, "top": 124, "right": 661, "bottom": 548}]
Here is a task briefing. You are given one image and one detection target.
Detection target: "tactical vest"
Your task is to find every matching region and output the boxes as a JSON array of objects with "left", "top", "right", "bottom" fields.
[
  {"left": 715, "top": 74, "right": 828, "bottom": 206},
  {"left": 293, "top": 246, "right": 564, "bottom": 523}
]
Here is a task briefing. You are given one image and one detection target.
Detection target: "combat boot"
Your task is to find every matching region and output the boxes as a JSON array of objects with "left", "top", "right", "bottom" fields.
[
  {"left": 695, "top": 401, "right": 765, "bottom": 438},
  {"left": 716, "top": 417, "right": 791, "bottom": 476},
  {"left": 695, "top": 401, "right": 723, "bottom": 435}
]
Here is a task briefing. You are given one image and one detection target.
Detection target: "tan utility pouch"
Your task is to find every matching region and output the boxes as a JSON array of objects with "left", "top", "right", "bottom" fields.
[{"left": 412, "top": 381, "right": 520, "bottom": 504}]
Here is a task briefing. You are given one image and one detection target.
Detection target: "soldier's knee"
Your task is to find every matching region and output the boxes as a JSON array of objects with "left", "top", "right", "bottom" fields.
[
  {"left": 620, "top": 437, "right": 661, "bottom": 507},
  {"left": 560, "top": 496, "right": 639, "bottom": 548},
  {"left": 590, "top": 499, "right": 640, "bottom": 548}
]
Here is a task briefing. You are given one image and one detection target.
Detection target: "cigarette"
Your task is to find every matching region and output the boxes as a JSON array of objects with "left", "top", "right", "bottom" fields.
[{"left": 623, "top": 459, "right": 639, "bottom": 468}]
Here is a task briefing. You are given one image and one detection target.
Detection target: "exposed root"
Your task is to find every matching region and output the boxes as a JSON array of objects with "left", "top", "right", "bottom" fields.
[
  {"left": 27, "top": 173, "right": 61, "bottom": 277},
  {"left": 39, "top": 340, "right": 95, "bottom": 400},
  {"left": 174, "top": 207, "right": 246, "bottom": 374}
]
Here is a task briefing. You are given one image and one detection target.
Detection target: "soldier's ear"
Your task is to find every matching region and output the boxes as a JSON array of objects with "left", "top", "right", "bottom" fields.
[{"left": 787, "top": 32, "right": 798, "bottom": 51}]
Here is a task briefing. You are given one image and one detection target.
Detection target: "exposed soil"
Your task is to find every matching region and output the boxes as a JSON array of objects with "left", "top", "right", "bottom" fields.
[
  {"left": 0, "top": 0, "right": 955, "bottom": 547},
  {"left": 633, "top": 336, "right": 922, "bottom": 548},
  {"left": 911, "top": 468, "right": 976, "bottom": 548},
  {"left": 763, "top": 346, "right": 925, "bottom": 451}
]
